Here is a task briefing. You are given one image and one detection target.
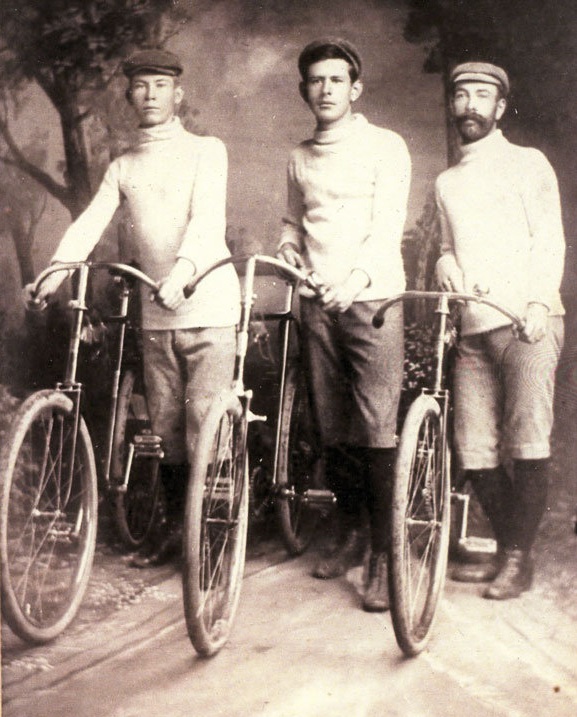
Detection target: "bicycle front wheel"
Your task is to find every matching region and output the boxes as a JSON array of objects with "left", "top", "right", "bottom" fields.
[
  {"left": 111, "top": 369, "right": 161, "bottom": 549},
  {"left": 182, "top": 392, "right": 249, "bottom": 657},
  {"left": 389, "top": 393, "right": 450, "bottom": 657},
  {"left": 0, "top": 390, "right": 98, "bottom": 643},
  {"left": 276, "top": 364, "right": 323, "bottom": 555}
]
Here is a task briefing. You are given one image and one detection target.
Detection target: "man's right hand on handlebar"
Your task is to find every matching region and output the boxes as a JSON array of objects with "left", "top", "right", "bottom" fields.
[
  {"left": 276, "top": 243, "right": 304, "bottom": 269},
  {"left": 22, "top": 264, "right": 68, "bottom": 311},
  {"left": 436, "top": 254, "right": 464, "bottom": 293}
]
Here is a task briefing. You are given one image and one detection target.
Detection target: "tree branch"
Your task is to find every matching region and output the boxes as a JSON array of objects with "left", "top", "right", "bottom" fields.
[{"left": 0, "top": 117, "right": 72, "bottom": 209}]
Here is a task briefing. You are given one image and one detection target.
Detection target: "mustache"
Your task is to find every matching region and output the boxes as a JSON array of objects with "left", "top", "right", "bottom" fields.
[{"left": 456, "top": 112, "right": 488, "bottom": 125}]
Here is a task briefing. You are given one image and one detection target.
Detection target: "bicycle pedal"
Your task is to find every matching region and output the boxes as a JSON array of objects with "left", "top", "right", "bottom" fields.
[
  {"left": 458, "top": 536, "right": 497, "bottom": 555},
  {"left": 133, "top": 433, "right": 162, "bottom": 445},
  {"left": 303, "top": 489, "right": 336, "bottom": 505},
  {"left": 132, "top": 434, "right": 164, "bottom": 459}
]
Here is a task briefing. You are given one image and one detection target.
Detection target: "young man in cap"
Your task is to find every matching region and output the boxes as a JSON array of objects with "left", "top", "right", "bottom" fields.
[
  {"left": 277, "top": 38, "right": 411, "bottom": 611},
  {"left": 25, "top": 48, "right": 240, "bottom": 566},
  {"left": 436, "top": 61, "right": 565, "bottom": 598}
]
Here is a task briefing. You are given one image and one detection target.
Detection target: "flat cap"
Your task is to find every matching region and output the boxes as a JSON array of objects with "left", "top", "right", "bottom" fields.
[
  {"left": 451, "top": 62, "right": 509, "bottom": 95},
  {"left": 123, "top": 49, "right": 183, "bottom": 78},
  {"left": 298, "top": 38, "right": 362, "bottom": 79}
]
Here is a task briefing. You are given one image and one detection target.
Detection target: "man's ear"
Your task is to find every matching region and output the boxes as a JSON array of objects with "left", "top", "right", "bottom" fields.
[
  {"left": 351, "top": 80, "right": 363, "bottom": 102},
  {"left": 496, "top": 96, "right": 507, "bottom": 121},
  {"left": 299, "top": 81, "right": 309, "bottom": 103},
  {"left": 175, "top": 85, "right": 184, "bottom": 106},
  {"left": 125, "top": 87, "right": 133, "bottom": 103}
]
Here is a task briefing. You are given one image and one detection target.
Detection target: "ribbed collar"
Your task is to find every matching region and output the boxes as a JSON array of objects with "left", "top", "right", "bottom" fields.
[
  {"left": 459, "top": 128, "right": 507, "bottom": 162},
  {"left": 313, "top": 113, "right": 368, "bottom": 145},
  {"left": 137, "top": 116, "right": 185, "bottom": 146}
]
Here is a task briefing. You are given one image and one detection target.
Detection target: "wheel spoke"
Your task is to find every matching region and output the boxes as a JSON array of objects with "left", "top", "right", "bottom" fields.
[
  {"left": 2, "top": 394, "right": 97, "bottom": 641},
  {"left": 390, "top": 397, "right": 450, "bottom": 655},
  {"left": 184, "top": 396, "right": 248, "bottom": 656}
]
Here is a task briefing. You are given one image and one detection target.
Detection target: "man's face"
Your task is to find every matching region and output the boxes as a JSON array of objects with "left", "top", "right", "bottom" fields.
[
  {"left": 128, "top": 73, "right": 183, "bottom": 127},
  {"left": 451, "top": 81, "right": 506, "bottom": 143},
  {"left": 301, "top": 58, "right": 362, "bottom": 130}
]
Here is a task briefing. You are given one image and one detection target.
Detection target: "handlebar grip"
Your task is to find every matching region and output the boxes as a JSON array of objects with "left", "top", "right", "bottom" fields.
[
  {"left": 183, "top": 283, "right": 194, "bottom": 300},
  {"left": 372, "top": 313, "right": 385, "bottom": 329}
]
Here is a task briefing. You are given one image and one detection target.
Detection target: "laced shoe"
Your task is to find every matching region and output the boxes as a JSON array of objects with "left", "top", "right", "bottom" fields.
[
  {"left": 483, "top": 549, "right": 534, "bottom": 600},
  {"left": 312, "top": 528, "right": 366, "bottom": 579}
]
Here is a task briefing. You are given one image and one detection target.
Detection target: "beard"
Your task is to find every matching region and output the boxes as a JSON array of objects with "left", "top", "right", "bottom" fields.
[{"left": 455, "top": 112, "right": 494, "bottom": 143}]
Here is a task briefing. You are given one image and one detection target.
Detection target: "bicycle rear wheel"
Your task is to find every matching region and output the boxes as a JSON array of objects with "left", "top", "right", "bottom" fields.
[
  {"left": 183, "top": 392, "right": 249, "bottom": 657},
  {"left": 276, "top": 364, "right": 323, "bottom": 555},
  {"left": 0, "top": 390, "right": 98, "bottom": 643},
  {"left": 389, "top": 393, "right": 450, "bottom": 657},
  {"left": 111, "top": 369, "right": 162, "bottom": 549}
]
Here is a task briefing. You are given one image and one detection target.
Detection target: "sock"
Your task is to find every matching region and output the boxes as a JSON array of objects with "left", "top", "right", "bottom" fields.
[
  {"left": 510, "top": 459, "right": 549, "bottom": 552},
  {"left": 467, "top": 466, "right": 514, "bottom": 549},
  {"left": 160, "top": 463, "right": 188, "bottom": 522},
  {"left": 364, "top": 447, "right": 395, "bottom": 554}
]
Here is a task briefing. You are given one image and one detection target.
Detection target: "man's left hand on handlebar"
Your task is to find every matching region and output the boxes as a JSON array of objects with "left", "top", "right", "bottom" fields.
[
  {"left": 518, "top": 302, "right": 549, "bottom": 344},
  {"left": 157, "top": 258, "right": 196, "bottom": 311}
]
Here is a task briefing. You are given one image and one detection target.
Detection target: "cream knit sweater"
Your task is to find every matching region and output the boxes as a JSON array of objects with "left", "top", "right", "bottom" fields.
[
  {"left": 436, "top": 129, "right": 565, "bottom": 336},
  {"left": 52, "top": 117, "right": 240, "bottom": 330},
  {"left": 279, "top": 114, "right": 411, "bottom": 300}
]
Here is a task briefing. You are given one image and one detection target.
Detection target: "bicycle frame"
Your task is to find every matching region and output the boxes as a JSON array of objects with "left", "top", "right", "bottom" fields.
[
  {"left": 185, "top": 253, "right": 328, "bottom": 499},
  {"left": 374, "top": 289, "right": 525, "bottom": 546},
  {"left": 32, "top": 261, "right": 160, "bottom": 489}
]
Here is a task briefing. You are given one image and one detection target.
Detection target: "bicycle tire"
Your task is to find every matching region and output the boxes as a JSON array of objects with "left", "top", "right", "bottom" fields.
[
  {"left": 276, "top": 363, "right": 323, "bottom": 555},
  {"left": 389, "top": 393, "right": 450, "bottom": 657},
  {"left": 182, "top": 391, "right": 249, "bottom": 657},
  {"left": 0, "top": 390, "right": 98, "bottom": 643},
  {"left": 111, "top": 369, "right": 161, "bottom": 549}
]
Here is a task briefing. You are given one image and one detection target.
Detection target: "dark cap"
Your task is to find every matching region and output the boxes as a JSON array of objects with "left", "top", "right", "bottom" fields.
[
  {"left": 298, "top": 38, "right": 362, "bottom": 80},
  {"left": 451, "top": 62, "right": 509, "bottom": 95},
  {"left": 123, "top": 49, "right": 183, "bottom": 78}
]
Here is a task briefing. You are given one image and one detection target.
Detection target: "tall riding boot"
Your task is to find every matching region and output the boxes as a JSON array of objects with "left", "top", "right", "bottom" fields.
[
  {"left": 312, "top": 445, "right": 366, "bottom": 579},
  {"left": 362, "top": 447, "right": 395, "bottom": 612},
  {"left": 484, "top": 459, "right": 548, "bottom": 599},
  {"left": 131, "top": 463, "right": 187, "bottom": 568},
  {"left": 452, "top": 466, "right": 514, "bottom": 583}
]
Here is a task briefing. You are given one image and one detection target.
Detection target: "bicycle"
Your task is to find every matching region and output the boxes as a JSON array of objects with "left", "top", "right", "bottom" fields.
[
  {"left": 0, "top": 261, "right": 163, "bottom": 643},
  {"left": 181, "top": 254, "right": 330, "bottom": 657},
  {"left": 372, "top": 290, "right": 524, "bottom": 657}
]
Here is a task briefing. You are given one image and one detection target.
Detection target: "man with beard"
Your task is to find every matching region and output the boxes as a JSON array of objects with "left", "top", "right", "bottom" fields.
[{"left": 435, "top": 62, "right": 565, "bottom": 599}]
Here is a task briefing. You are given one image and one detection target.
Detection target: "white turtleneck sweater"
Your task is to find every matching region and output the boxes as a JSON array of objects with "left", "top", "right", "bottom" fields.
[
  {"left": 278, "top": 114, "right": 411, "bottom": 300},
  {"left": 52, "top": 117, "right": 240, "bottom": 330},
  {"left": 435, "top": 129, "right": 565, "bottom": 336}
]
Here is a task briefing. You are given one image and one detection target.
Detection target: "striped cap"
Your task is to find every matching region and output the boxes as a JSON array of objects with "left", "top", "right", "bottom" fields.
[{"left": 451, "top": 62, "right": 509, "bottom": 95}]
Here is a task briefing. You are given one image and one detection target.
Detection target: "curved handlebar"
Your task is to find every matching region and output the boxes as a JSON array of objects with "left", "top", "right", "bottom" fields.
[
  {"left": 32, "top": 261, "right": 160, "bottom": 296},
  {"left": 183, "top": 253, "right": 325, "bottom": 298},
  {"left": 372, "top": 290, "right": 524, "bottom": 330}
]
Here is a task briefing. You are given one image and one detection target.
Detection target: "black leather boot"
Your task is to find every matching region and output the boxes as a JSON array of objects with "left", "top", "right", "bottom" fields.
[
  {"left": 312, "top": 525, "right": 366, "bottom": 579},
  {"left": 312, "top": 446, "right": 366, "bottom": 579},
  {"left": 363, "top": 552, "right": 389, "bottom": 612},
  {"left": 483, "top": 548, "right": 534, "bottom": 599},
  {"left": 452, "top": 551, "right": 505, "bottom": 583},
  {"left": 130, "top": 463, "right": 187, "bottom": 568},
  {"left": 482, "top": 459, "right": 547, "bottom": 599},
  {"left": 130, "top": 520, "right": 182, "bottom": 568}
]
